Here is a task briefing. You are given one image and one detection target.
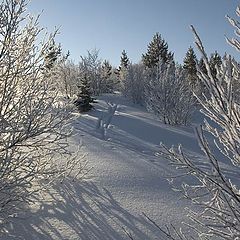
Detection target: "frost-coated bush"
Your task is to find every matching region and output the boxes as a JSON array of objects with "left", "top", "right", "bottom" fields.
[
  {"left": 123, "top": 63, "right": 145, "bottom": 105},
  {"left": 0, "top": 0, "right": 83, "bottom": 221},
  {"left": 79, "top": 49, "right": 103, "bottom": 96},
  {"left": 145, "top": 60, "right": 196, "bottom": 125},
  {"left": 57, "top": 60, "right": 79, "bottom": 99},
  {"left": 158, "top": 7, "right": 240, "bottom": 239}
]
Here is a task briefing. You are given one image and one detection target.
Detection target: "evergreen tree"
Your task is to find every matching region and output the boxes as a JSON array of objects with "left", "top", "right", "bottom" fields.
[
  {"left": 118, "top": 50, "right": 130, "bottom": 91},
  {"left": 101, "top": 60, "right": 112, "bottom": 79},
  {"left": 198, "top": 53, "right": 222, "bottom": 78},
  {"left": 142, "top": 32, "right": 172, "bottom": 68},
  {"left": 114, "top": 68, "right": 120, "bottom": 77},
  {"left": 44, "top": 40, "right": 62, "bottom": 70},
  {"left": 113, "top": 67, "right": 121, "bottom": 89},
  {"left": 196, "top": 57, "right": 209, "bottom": 96},
  {"left": 120, "top": 50, "right": 129, "bottom": 69},
  {"left": 183, "top": 46, "right": 198, "bottom": 87},
  {"left": 114, "top": 67, "right": 121, "bottom": 81},
  {"left": 74, "top": 74, "right": 95, "bottom": 112},
  {"left": 198, "top": 57, "right": 207, "bottom": 75},
  {"left": 100, "top": 60, "right": 115, "bottom": 93},
  {"left": 209, "top": 51, "right": 222, "bottom": 78}
]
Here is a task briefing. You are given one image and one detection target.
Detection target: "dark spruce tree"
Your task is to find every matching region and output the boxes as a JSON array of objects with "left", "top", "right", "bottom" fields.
[
  {"left": 114, "top": 67, "right": 120, "bottom": 79},
  {"left": 196, "top": 53, "right": 222, "bottom": 97},
  {"left": 120, "top": 50, "right": 130, "bottom": 70},
  {"left": 142, "top": 32, "right": 172, "bottom": 68},
  {"left": 198, "top": 53, "right": 222, "bottom": 78},
  {"left": 44, "top": 40, "right": 62, "bottom": 70},
  {"left": 101, "top": 60, "right": 112, "bottom": 79},
  {"left": 118, "top": 50, "right": 130, "bottom": 88},
  {"left": 198, "top": 57, "right": 209, "bottom": 94},
  {"left": 209, "top": 51, "right": 222, "bottom": 79},
  {"left": 74, "top": 74, "right": 95, "bottom": 112},
  {"left": 183, "top": 46, "right": 198, "bottom": 87},
  {"left": 198, "top": 57, "right": 208, "bottom": 75}
]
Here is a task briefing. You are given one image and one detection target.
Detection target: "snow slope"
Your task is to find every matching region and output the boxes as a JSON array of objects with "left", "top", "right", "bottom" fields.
[{"left": 3, "top": 93, "right": 236, "bottom": 240}]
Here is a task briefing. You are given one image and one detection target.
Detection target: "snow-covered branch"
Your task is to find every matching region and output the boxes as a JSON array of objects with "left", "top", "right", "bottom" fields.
[
  {"left": 0, "top": 0, "right": 85, "bottom": 222},
  {"left": 156, "top": 6, "right": 240, "bottom": 239}
]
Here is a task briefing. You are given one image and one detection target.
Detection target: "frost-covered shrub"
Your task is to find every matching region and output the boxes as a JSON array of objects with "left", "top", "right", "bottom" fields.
[
  {"left": 0, "top": 0, "right": 83, "bottom": 221},
  {"left": 145, "top": 60, "right": 196, "bottom": 125},
  {"left": 100, "top": 60, "right": 116, "bottom": 94},
  {"left": 158, "top": 7, "right": 240, "bottom": 239},
  {"left": 57, "top": 59, "right": 79, "bottom": 99},
  {"left": 123, "top": 63, "right": 145, "bottom": 105},
  {"left": 79, "top": 49, "right": 103, "bottom": 96}
]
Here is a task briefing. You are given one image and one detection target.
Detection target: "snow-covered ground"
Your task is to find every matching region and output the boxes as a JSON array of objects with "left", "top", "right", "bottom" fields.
[{"left": 3, "top": 93, "right": 236, "bottom": 240}]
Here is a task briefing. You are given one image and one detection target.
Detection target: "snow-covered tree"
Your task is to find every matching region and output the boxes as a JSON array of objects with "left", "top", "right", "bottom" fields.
[
  {"left": 209, "top": 51, "right": 222, "bottom": 79},
  {"left": 123, "top": 63, "right": 145, "bottom": 104},
  {"left": 183, "top": 46, "right": 198, "bottom": 89},
  {"left": 0, "top": 0, "right": 82, "bottom": 221},
  {"left": 196, "top": 53, "right": 223, "bottom": 98},
  {"left": 57, "top": 52, "right": 116, "bottom": 97},
  {"left": 80, "top": 48, "right": 102, "bottom": 95},
  {"left": 198, "top": 57, "right": 208, "bottom": 75},
  {"left": 120, "top": 49, "right": 130, "bottom": 69},
  {"left": 56, "top": 57, "right": 79, "bottom": 99},
  {"left": 145, "top": 60, "right": 195, "bottom": 125},
  {"left": 118, "top": 50, "right": 130, "bottom": 92},
  {"left": 44, "top": 39, "right": 62, "bottom": 70},
  {"left": 74, "top": 74, "right": 95, "bottom": 112},
  {"left": 101, "top": 60, "right": 112, "bottom": 79},
  {"left": 158, "top": 7, "right": 240, "bottom": 238},
  {"left": 142, "top": 32, "right": 173, "bottom": 68},
  {"left": 100, "top": 60, "right": 115, "bottom": 93}
]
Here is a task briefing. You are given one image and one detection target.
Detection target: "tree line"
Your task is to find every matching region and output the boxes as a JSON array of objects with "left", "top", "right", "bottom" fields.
[{"left": 55, "top": 31, "right": 230, "bottom": 127}]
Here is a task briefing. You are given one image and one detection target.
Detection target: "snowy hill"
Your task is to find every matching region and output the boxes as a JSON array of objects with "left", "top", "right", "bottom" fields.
[{"left": 3, "top": 93, "right": 232, "bottom": 240}]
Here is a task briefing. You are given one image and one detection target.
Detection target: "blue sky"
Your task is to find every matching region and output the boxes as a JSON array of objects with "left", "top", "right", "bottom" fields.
[{"left": 29, "top": 0, "right": 239, "bottom": 66}]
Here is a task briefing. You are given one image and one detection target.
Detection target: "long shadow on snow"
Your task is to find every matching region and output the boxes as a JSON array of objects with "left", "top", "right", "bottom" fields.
[
  {"left": 75, "top": 108, "right": 240, "bottom": 184},
  {"left": 4, "top": 181, "right": 162, "bottom": 240},
  {"left": 109, "top": 116, "right": 240, "bottom": 182},
  {"left": 75, "top": 108, "right": 200, "bottom": 155}
]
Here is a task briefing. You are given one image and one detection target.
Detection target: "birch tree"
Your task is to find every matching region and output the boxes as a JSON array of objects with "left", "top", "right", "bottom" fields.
[
  {"left": 145, "top": 60, "right": 195, "bottom": 125},
  {"left": 0, "top": 0, "right": 82, "bottom": 221},
  {"left": 123, "top": 63, "right": 145, "bottom": 104},
  {"left": 158, "top": 6, "right": 240, "bottom": 239},
  {"left": 79, "top": 49, "right": 102, "bottom": 95}
]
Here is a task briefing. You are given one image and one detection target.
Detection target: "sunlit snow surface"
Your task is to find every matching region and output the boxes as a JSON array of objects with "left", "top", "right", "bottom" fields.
[{"left": 3, "top": 94, "right": 237, "bottom": 240}]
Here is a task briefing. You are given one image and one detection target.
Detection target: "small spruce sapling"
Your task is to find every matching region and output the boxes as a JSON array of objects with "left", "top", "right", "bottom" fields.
[{"left": 74, "top": 74, "right": 95, "bottom": 112}]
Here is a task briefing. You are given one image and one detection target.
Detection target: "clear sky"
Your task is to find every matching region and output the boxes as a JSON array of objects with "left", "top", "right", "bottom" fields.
[{"left": 28, "top": 0, "right": 239, "bottom": 66}]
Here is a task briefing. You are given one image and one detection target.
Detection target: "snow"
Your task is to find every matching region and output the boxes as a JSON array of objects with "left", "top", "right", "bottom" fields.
[{"left": 2, "top": 93, "right": 230, "bottom": 239}]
